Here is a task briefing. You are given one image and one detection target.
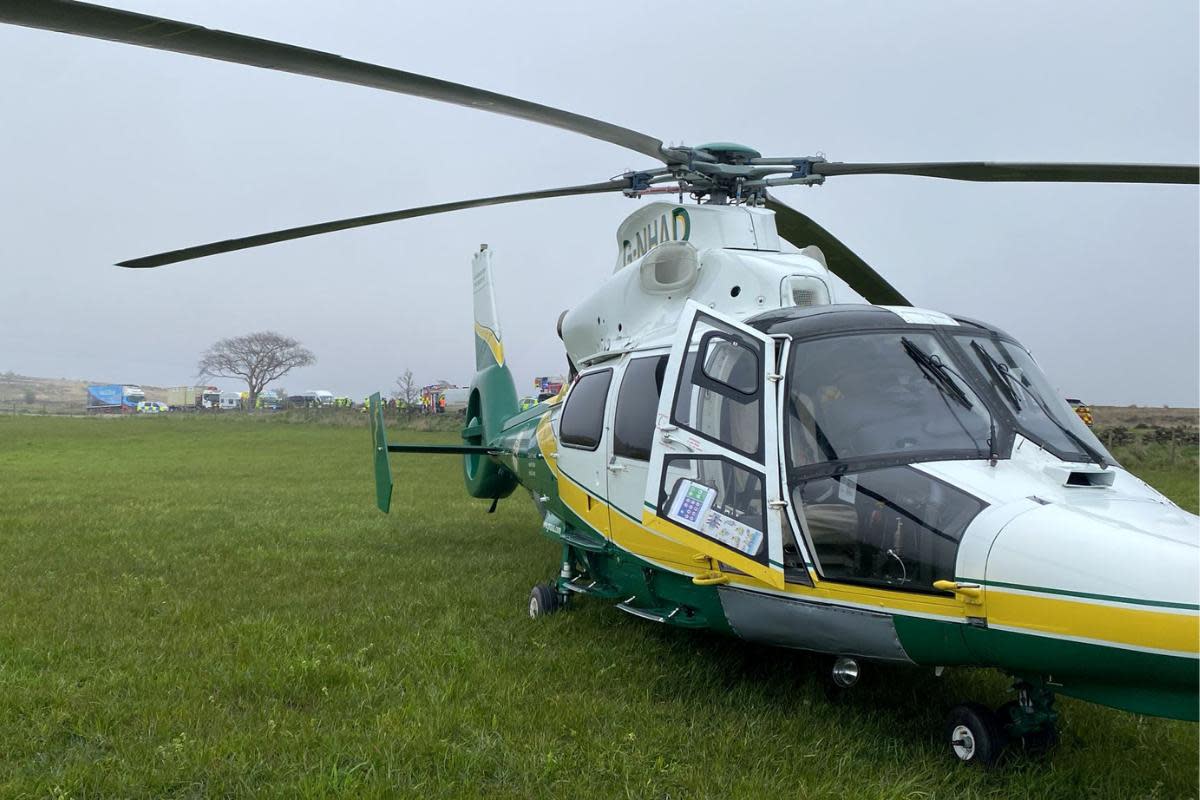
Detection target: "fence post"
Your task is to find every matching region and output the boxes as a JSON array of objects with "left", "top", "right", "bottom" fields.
[{"left": 1170, "top": 428, "right": 1176, "bottom": 465}]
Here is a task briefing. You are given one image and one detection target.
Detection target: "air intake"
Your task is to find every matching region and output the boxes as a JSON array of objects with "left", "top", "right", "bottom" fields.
[
  {"left": 1044, "top": 465, "right": 1116, "bottom": 488},
  {"left": 639, "top": 241, "right": 699, "bottom": 294},
  {"left": 781, "top": 275, "right": 830, "bottom": 308}
]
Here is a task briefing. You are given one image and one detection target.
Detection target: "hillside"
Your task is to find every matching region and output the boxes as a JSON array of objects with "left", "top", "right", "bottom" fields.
[{"left": 1091, "top": 404, "right": 1198, "bottom": 430}]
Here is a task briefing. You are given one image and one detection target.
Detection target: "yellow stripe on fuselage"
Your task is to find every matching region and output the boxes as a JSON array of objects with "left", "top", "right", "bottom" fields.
[
  {"left": 610, "top": 504, "right": 711, "bottom": 574},
  {"left": 557, "top": 468, "right": 611, "bottom": 538},
  {"left": 986, "top": 590, "right": 1198, "bottom": 657},
  {"left": 474, "top": 322, "right": 505, "bottom": 367},
  {"left": 535, "top": 413, "right": 559, "bottom": 478}
]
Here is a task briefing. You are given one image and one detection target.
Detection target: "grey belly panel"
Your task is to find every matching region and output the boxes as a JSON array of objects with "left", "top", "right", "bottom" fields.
[{"left": 718, "top": 587, "right": 912, "bottom": 663}]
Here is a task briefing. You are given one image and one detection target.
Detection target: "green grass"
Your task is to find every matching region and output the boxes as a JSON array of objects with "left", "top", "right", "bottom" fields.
[
  {"left": 0, "top": 415, "right": 1195, "bottom": 799},
  {"left": 1112, "top": 441, "right": 1200, "bottom": 514}
]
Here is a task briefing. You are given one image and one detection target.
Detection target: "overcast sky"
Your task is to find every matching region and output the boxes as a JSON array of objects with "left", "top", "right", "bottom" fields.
[{"left": 1, "top": 0, "right": 1196, "bottom": 405}]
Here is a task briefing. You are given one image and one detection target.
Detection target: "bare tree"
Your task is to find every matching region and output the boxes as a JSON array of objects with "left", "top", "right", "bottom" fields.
[
  {"left": 393, "top": 368, "right": 419, "bottom": 408},
  {"left": 198, "top": 331, "right": 315, "bottom": 411}
]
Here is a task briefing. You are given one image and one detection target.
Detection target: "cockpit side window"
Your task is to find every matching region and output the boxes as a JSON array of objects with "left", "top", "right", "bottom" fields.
[
  {"left": 659, "top": 455, "right": 768, "bottom": 563},
  {"left": 795, "top": 466, "right": 984, "bottom": 593}
]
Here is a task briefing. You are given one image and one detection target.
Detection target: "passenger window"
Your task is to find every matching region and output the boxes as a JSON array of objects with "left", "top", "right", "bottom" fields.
[
  {"left": 612, "top": 355, "right": 668, "bottom": 461},
  {"left": 671, "top": 322, "right": 763, "bottom": 460},
  {"left": 794, "top": 466, "right": 984, "bottom": 593},
  {"left": 560, "top": 369, "right": 612, "bottom": 450}
]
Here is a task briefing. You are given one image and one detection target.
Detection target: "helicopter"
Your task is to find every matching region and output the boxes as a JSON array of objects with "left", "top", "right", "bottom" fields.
[{"left": 2, "top": 0, "right": 1197, "bottom": 769}]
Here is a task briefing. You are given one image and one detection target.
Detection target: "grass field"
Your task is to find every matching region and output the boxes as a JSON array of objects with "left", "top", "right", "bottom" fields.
[{"left": 0, "top": 415, "right": 1196, "bottom": 798}]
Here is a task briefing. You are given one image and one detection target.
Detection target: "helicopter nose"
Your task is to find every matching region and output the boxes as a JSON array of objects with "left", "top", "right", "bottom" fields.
[
  {"left": 974, "top": 497, "right": 1199, "bottom": 718},
  {"left": 987, "top": 497, "right": 1198, "bottom": 613}
]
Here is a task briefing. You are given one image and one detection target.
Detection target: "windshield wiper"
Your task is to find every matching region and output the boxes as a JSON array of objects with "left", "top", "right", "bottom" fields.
[
  {"left": 1017, "top": 380, "right": 1109, "bottom": 468},
  {"left": 901, "top": 337, "right": 973, "bottom": 411},
  {"left": 972, "top": 341, "right": 1107, "bottom": 468},
  {"left": 970, "top": 341, "right": 1021, "bottom": 411}
]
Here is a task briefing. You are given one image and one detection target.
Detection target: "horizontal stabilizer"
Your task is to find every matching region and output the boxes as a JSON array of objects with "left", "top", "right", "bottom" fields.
[{"left": 387, "top": 443, "right": 503, "bottom": 455}]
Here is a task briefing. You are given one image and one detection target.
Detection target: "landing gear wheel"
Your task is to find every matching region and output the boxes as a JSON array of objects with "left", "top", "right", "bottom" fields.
[
  {"left": 528, "top": 583, "right": 561, "bottom": 619},
  {"left": 945, "top": 703, "right": 1007, "bottom": 767},
  {"left": 998, "top": 700, "right": 1059, "bottom": 756}
]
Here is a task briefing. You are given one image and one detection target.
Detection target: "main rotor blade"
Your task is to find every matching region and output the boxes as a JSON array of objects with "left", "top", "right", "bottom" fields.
[
  {"left": 765, "top": 193, "right": 910, "bottom": 307},
  {"left": 118, "top": 180, "right": 628, "bottom": 268},
  {"left": 0, "top": 0, "right": 673, "bottom": 164},
  {"left": 811, "top": 162, "right": 1199, "bottom": 184}
]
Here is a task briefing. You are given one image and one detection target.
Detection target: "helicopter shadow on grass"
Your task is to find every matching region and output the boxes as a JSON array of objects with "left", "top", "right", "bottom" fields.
[
  {"left": 578, "top": 598, "right": 1090, "bottom": 776},
  {"left": 594, "top": 601, "right": 946, "bottom": 731}
]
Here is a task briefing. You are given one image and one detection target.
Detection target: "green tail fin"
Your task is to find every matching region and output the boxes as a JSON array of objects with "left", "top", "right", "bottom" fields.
[
  {"left": 472, "top": 244, "right": 510, "bottom": 373},
  {"left": 367, "top": 392, "right": 393, "bottom": 513},
  {"left": 469, "top": 245, "right": 518, "bottom": 423},
  {"left": 463, "top": 246, "right": 519, "bottom": 500}
]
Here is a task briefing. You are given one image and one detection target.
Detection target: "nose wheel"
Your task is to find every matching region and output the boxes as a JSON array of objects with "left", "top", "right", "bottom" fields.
[
  {"left": 946, "top": 703, "right": 1006, "bottom": 767},
  {"left": 945, "top": 680, "right": 1059, "bottom": 767}
]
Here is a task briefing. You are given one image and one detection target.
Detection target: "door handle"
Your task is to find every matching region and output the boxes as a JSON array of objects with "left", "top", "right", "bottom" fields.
[
  {"left": 660, "top": 432, "right": 697, "bottom": 452},
  {"left": 933, "top": 580, "right": 983, "bottom": 604},
  {"left": 607, "top": 461, "right": 626, "bottom": 473},
  {"left": 692, "top": 570, "right": 730, "bottom": 586}
]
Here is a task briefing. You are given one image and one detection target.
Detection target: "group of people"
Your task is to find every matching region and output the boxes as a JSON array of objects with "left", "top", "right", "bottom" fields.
[{"left": 359, "top": 395, "right": 446, "bottom": 413}]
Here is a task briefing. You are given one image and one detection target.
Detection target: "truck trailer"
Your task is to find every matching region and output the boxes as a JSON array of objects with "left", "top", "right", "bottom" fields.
[
  {"left": 167, "top": 385, "right": 220, "bottom": 411},
  {"left": 85, "top": 384, "right": 144, "bottom": 414}
]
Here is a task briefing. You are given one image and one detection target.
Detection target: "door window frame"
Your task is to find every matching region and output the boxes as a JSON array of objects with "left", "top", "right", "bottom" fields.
[{"left": 669, "top": 315, "right": 766, "bottom": 462}]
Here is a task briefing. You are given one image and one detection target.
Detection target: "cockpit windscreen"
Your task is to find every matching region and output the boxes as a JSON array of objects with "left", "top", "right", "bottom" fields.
[
  {"left": 956, "top": 334, "right": 1114, "bottom": 465},
  {"left": 785, "top": 332, "right": 992, "bottom": 472}
]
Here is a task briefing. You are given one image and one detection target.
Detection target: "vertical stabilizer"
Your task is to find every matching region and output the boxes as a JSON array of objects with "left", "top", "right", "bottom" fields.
[
  {"left": 472, "top": 245, "right": 506, "bottom": 371},
  {"left": 463, "top": 245, "right": 520, "bottom": 500}
]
